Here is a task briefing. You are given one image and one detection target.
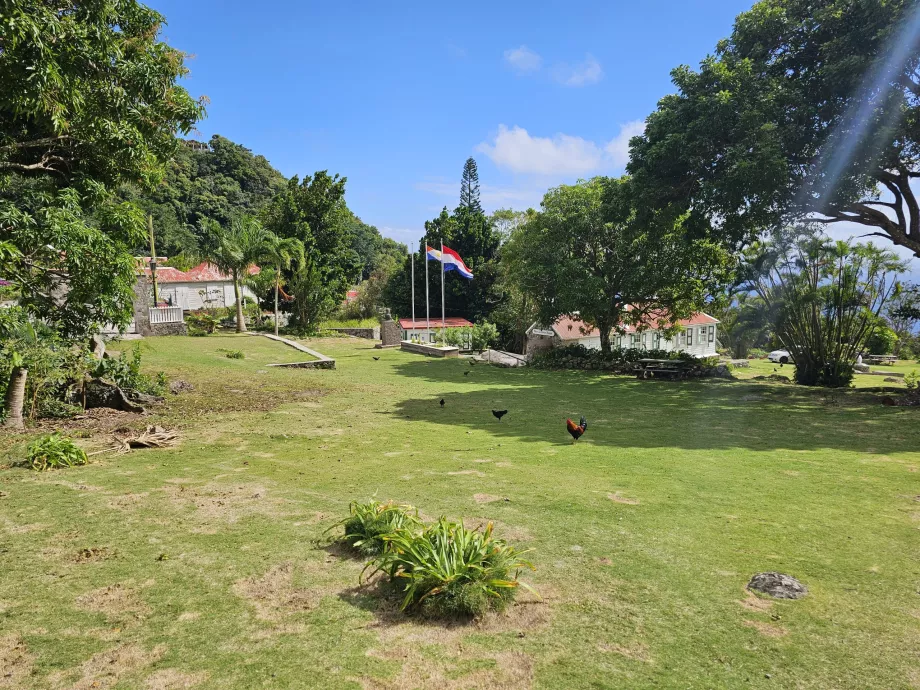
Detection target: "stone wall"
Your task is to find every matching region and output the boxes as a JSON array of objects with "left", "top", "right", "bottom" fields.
[
  {"left": 148, "top": 321, "right": 188, "bottom": 336},
  {"left": 400, "top": 341, "right": 459, "bottom": 358},
  {"left": 132, "top": 277, "right": 188, "bottom": 336},
  {"left": 326, "top": 326, "right": 380, "bottom": 339}
]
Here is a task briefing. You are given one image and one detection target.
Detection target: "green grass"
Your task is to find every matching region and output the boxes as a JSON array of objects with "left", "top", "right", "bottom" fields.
[
  {"left": 1, "top": 336, "right": 919, "bottom": 688},
  {"left": 737, "top": 357, "right": 912, "bottom": 389}
]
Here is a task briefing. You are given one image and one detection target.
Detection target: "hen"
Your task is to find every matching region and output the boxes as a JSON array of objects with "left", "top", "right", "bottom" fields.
[
  {"left": 566, "top": 415, "right": 587, "bottom": 442},
  {"left": 492, "top": 409, "right": 508, "bottom": 421}
]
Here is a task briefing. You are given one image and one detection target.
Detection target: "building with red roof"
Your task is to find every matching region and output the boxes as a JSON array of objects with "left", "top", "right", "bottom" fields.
[
  {"left": 525, "top": 311, "right": 720, "bottom": 357},
  {"left": 139, "top": 261, "right": 261, "bottom": 310}
]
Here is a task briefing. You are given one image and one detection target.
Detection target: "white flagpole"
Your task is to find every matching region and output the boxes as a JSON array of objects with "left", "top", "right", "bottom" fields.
[
  {"left": 440, "top": 240, "right": 446, "bottom": 343},
  {"left": 425, "top": 243, "right": 430, "bottom": 343},
  {"left": 410, "top": 247, "right": 415, "bottom": 332}
]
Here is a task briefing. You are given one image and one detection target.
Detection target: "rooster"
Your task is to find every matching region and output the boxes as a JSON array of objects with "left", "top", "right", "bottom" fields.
[{"left": 566, "top": 415, "right": 587, "bottom": 443}]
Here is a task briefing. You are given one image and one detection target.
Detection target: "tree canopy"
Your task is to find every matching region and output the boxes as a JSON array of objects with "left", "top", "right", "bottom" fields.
[
  {"left": 507, "top": 177, "right": 733, "bottom": 353},
  {"left": 0, "top": 0, "right": 205, "bottom": 337},
  {"left": 629, "top": 0, "right": 920, "bottom": 254}
]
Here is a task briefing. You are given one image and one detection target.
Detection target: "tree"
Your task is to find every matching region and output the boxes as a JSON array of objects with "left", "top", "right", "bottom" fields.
[
  {"left": 629, "top": 0, "right": 920, "bottom": 254},
  {"left": 199, "top": 217, "right": 274, "bottom": 333},
  {"left": 710, "top": 291, "right": 774, "bottom": 359},
  {"left": 460, "top": 157, "right": 482, "bottom": 214},
  {"left": 887, "top": 282, "right": 920, "bottom": 355},
  {"left": 865, "top": 323, "right": 899, "bottom": 355},
  {"left": 262, "top": 173, "right": 359, "bottom": 331},
  {"left": 260, "top": 234, "right": 304, "bottom": 336},
  {"left": 742, "top": 228, "right": 905, "bottom": 386},
  {"left": 508, "top": 177, "right": 733, "bottom": 353},
  {"left": 342, "top": 210, "right": 407, "bottom": 281}
]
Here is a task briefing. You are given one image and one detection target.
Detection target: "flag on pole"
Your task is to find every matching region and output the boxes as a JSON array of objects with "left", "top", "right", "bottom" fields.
[{"left": 426, "top": 245, "right": 474, "bottom": 279}]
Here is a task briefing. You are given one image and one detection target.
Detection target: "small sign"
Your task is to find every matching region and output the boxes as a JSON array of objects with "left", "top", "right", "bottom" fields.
[{"left": 531, "top": 328, "right": 554, "bottom": 337}]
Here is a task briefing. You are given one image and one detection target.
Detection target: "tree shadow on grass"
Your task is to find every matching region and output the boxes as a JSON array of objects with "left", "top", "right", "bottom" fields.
[{"left": 389, "top": 358, "right": 920, "bottom": 454}]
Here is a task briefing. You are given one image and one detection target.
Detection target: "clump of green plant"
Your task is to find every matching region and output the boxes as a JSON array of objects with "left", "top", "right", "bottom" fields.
[
  {"left": 218, "top": 348, "right": 245, "bottom": 360},
  {"left": 93, "top": 344, "right": 166, "bottom": 395},
  {"left": 371, "top": 518, "right": 535, "bottom": 618},
  {"left": 905, "top": 370, "right": 919, "bottom": 390},
  {"left": 331, "top": 500, "right": 423, "bottom": 556},
  {"left": 27, "top": 433, "right": 88, "bottom": 471},
  {"left": 186, "top": 311, "right": 221, "bottom": 335}
]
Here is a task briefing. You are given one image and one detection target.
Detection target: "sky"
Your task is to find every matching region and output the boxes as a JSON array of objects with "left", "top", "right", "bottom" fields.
[{"left": 149, "top": 0, "right": 917, "bottom": 275}]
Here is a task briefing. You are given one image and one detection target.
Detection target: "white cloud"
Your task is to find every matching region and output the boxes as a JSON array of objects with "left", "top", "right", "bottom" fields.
[
  {"left": 604, "top": 120, "right": 645, "bottom": 167},
  {"left": 475, "top": 125, "right": 604, "bottom": 176},
  {"left": 551, "top": 54, "right": 603, "bottom": 87},
  {"left": 504, "top": 45, "right": 542, "bottom": 74},
  {"left": 474, "top": 122, "right": 643, "bottom": 176}
]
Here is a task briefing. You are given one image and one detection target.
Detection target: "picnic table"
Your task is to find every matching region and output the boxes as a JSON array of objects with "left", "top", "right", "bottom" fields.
[
  {"left": 634, "top": 358, "right": 696, "bottom": 380},
  {"left": 865, "top": 354, "right": 897, "bottom": 365}
]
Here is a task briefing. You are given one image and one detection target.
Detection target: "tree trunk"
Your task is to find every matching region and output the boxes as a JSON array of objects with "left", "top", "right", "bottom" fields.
[
  {"left": 274, "top": 268, "right": 280, "bottom": 336},
  {"left": 598, "top": 320, "right": 612, "bottom": 354},
  {"left": 233, "top": 269, "right": 246, "bottom": 333},
  {"left": 3, "top": 366, "right": 27, "bottom": 430}
]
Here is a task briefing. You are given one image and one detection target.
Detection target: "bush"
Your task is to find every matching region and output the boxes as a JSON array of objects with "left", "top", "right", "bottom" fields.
[
  {"left": 748, "top": 348, "right": 769, "bottom": 359},
  {"left": 531, "top": 345, "right": 687, "bottom": 372},
  {"left": 27, "top": 433, "right": 88, "bottom": 471},
  {"left": 471, "top": 321, "right": 499, "bottom": 352},
  {"left": 93, "top": 344, "right": 167, "bottom": 396},
  {"left": 372, "top": 518, "right": 535, "bottom": 618},
  {"left": 865, "top": 325, "right": 898, "bottom": 355},
  {"left": 186, "top": 311, "right": 221, "bottom": 335},
  {"left": 905, "top": 370, "right": 919, "bottom": 390},
  {"left": 219, "top": 348, "right": 245, "bottom": 360},
  {"left": 332, "top": 500, "right": 423, "bottom": 557}
]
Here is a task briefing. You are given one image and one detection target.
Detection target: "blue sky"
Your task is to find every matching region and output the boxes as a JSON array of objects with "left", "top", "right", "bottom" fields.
[
  {"left": 150, "top": 0, "right": 752, "bottom": 246},
  {"left": 149, "top": 0, "right": 918, "bottom": 276}
]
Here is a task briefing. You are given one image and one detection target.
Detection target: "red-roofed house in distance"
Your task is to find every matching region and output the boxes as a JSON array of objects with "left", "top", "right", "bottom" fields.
[
  {"left": 140, "top": 262, "right": 260, "bottom": 310},
  {"left": 399, "top": 317, "right": 474, "bottom": 346},
  {"left": 525, "top": 312, "right": 720, "bottom": 357}
]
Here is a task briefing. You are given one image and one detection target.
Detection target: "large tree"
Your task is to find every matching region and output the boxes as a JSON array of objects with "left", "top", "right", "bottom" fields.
[
  {"left": 629, "top": 0, "right": 920, "bottom": 254},
  {"left": 509, "top": 177, "right": 733, "bottom": 353},
  {"left": 262, "top": 172, "right": 359, "bottom": 331},
  {"left": 460, "top": 157, "right": 483, "bottom": 214}
]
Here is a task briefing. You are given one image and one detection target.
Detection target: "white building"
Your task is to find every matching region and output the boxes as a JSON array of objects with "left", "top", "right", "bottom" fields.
[
  {"left": 399, "top": 317, "right": 474, "bottom": 346},
  {"left": 141, "top": 262, "right": 260, "bottom": 311},
  {"left": 526, "top": 312, "right": 720, "bottom": 358}
]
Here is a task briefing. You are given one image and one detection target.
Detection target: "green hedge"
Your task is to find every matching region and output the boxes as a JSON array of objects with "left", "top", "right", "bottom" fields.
[{"left": 531, "top": 345, "right": 718, "bottom": 372}]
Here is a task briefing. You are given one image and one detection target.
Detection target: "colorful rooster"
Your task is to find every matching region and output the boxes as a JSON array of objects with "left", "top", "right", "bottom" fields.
[{"left": 566, "top": 415, "right": 587, "bottom": 443}]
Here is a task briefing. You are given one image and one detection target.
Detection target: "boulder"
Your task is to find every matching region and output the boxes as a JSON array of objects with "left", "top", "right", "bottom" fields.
[
  {"left": 854, "top": 362, "right": 870, "bottom": 373},
  {"left": 481, "top": 350, "right": 528, "bottom": 368},
  {"left": 747, "top": 572, "right": 808, "bottom": 599}
]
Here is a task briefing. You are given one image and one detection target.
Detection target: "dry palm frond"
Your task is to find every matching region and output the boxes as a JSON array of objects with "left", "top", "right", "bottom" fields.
[{"left": 108, "top": 425, "right": 179, "bottom": 454}]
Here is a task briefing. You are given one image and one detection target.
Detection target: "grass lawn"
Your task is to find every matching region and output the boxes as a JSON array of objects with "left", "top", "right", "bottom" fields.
[
  {"left": 736, "top": 357, "right": 914, "bottom": 389},
  {"left": 1, "top": 336, "right": 919, "bottom": 689}
]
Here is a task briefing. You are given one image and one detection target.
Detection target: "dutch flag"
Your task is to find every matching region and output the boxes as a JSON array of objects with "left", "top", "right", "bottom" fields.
[{"left": 426, "top": 245, "right": 474, "bottom": 279}]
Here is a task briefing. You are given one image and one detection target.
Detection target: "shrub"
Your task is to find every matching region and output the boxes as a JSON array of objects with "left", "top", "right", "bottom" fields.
[
  {"left": 186, "top": 311, "right": 220, "bottom": 335},
  {"left": 219, "top": 349, "right": 245, "bottom": 360},
  {"left": 531, "top": 345, "right": 676, "bottom": 372},
  {"left": 748, "top": 348, "right": 769, "bottom": 359},
  {"left": 332, "top": 500, "right": 423, "bottom": 557},
  {"left": 372, "top": 518, "right": 535, "bottom": 618},
  {"left": 93, "top": 344, "right": 167, "bottom": 396},
  {"left": 905, "top": 370, "right": 919, "bottom": 390},
  {"left": 27, "top": 433, "right": 88, "bottom": 471},
  {"left": 471, "top": 321, "right": 499, "bottom": 352}
]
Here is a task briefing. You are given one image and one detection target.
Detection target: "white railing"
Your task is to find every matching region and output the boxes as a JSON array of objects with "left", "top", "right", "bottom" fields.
[{"left": 149, "top": 306, "right": 184, "bottom": 324}]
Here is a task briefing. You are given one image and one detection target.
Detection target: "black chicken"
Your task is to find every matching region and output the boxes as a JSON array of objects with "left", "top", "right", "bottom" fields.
[
  {"left": 439, "top": 399, "right": 445, "bottom": 407},
  {"left": 492, "top": 409, "right": 508, "bottom": 421}
]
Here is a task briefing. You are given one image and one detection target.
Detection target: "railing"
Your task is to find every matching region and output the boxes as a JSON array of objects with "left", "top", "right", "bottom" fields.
[{"left": 149, "top": 306, "right": 184, "bottom": 324}]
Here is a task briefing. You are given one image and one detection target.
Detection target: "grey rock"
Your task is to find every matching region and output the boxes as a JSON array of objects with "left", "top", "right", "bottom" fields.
[
  {"left": 854, "top": 362, "right": 870, "bottom": 373},
  {"left": 747, "top": 572, "right": 807, "bottom": 599}
]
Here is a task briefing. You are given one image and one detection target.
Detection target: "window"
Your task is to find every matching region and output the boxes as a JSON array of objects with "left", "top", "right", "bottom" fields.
[
  {"left": 699, "top": 326, "right": 706, "bottom": 343},
  {"left": 641, "top": 333, "right": 647, "bottom": 348},
  {"left": 686, "top": 328, "right": 693, "bottom": 346},
  {"left": 708, "top": 325, "right": 715, "bottom": 343}
]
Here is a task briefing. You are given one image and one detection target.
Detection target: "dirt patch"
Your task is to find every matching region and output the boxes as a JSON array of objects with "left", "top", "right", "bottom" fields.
[
  {"left": 473, "top": 493, "right": 501, "bottom": 504},
  {"left": 0, "top": 634, "right": 35, "bottom": 689},
  {"left": 50, "top": 643, "right": 164, "bottom": 690},
  {"left": 739, "top": 591, "right": 773, "bottom": 612},
  {"left": 160, "top": 481, "right": 290, "bottom": 530},
  {"left": 72, "top": 546, "right": 115, "bottom": 563},
  {"left": 0, "top": 516, "right": 47, "bottom": 535},
  {"left": 360, "top": 647, "right": 534, "bottom": 690},
  {"left": 144, "top": 669, "right": 209, "bottom": 689},
  {"left": 597, "top": 641, "right": 651, "bottom": 662},
  {"left": 743, "top": 620, "right": 788, "bottom": 637},
  {"left": 177, "top": 611, "right": 200, "bottom": 622},
  {"left": 494, "top": 462, "right": 514, "bottom": 468},
  {"left": 232, "top": 562, "right": 323, "bottom": 622},
  {"left": 106, "top": 492, "right": 150, "bottom": 510},
  {"left": 607, "top": 492, "right": 640, "bottom": 505},
  {"left": 448, "top": 470, "right": 486, "bottom": 477},
  {"left": 76, "top": 583, "right": 150, "bottom": 622}
]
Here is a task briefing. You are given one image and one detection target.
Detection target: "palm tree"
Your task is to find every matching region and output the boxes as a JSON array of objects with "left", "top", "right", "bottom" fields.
[
  {"left": 259, "top": 235, "right": 304, "bottom": 336},
  {"left": 199, "top": 217, "right": 273, "bottom": 333}
]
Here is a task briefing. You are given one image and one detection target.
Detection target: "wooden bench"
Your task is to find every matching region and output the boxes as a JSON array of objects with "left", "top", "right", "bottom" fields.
[
  {"left": 633, "top": 358, "right": 696, "bottom": 380},
  {"left": 865, "top": 354, "right": 897, "bottom": 365}
]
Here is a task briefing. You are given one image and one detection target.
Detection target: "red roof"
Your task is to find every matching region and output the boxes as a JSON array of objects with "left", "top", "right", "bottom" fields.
[
  {"left": 141, "top": 262, "right": 260, "bottom": 284},
  {"left": 552, "top": 312, "right": 718, "bottom": 340},
  {"left": 399, "top": 318, "right": 474, "bottom": 329}
]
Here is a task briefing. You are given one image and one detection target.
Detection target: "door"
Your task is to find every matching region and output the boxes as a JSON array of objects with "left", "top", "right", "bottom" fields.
[{"left": 175, "top": 286, "right": 190, "bottom": 310}]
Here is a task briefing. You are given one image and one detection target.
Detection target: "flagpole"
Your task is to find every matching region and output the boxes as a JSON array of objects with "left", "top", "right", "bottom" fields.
[
  {"left": 440, "top": 240, "right": 446, "bottom": 344},
  {"left": 425, "top": 242, "right": 430, "bottom": 343},
  {"left": 410, "top": 246, "right": 415, "bottom": 333}
]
